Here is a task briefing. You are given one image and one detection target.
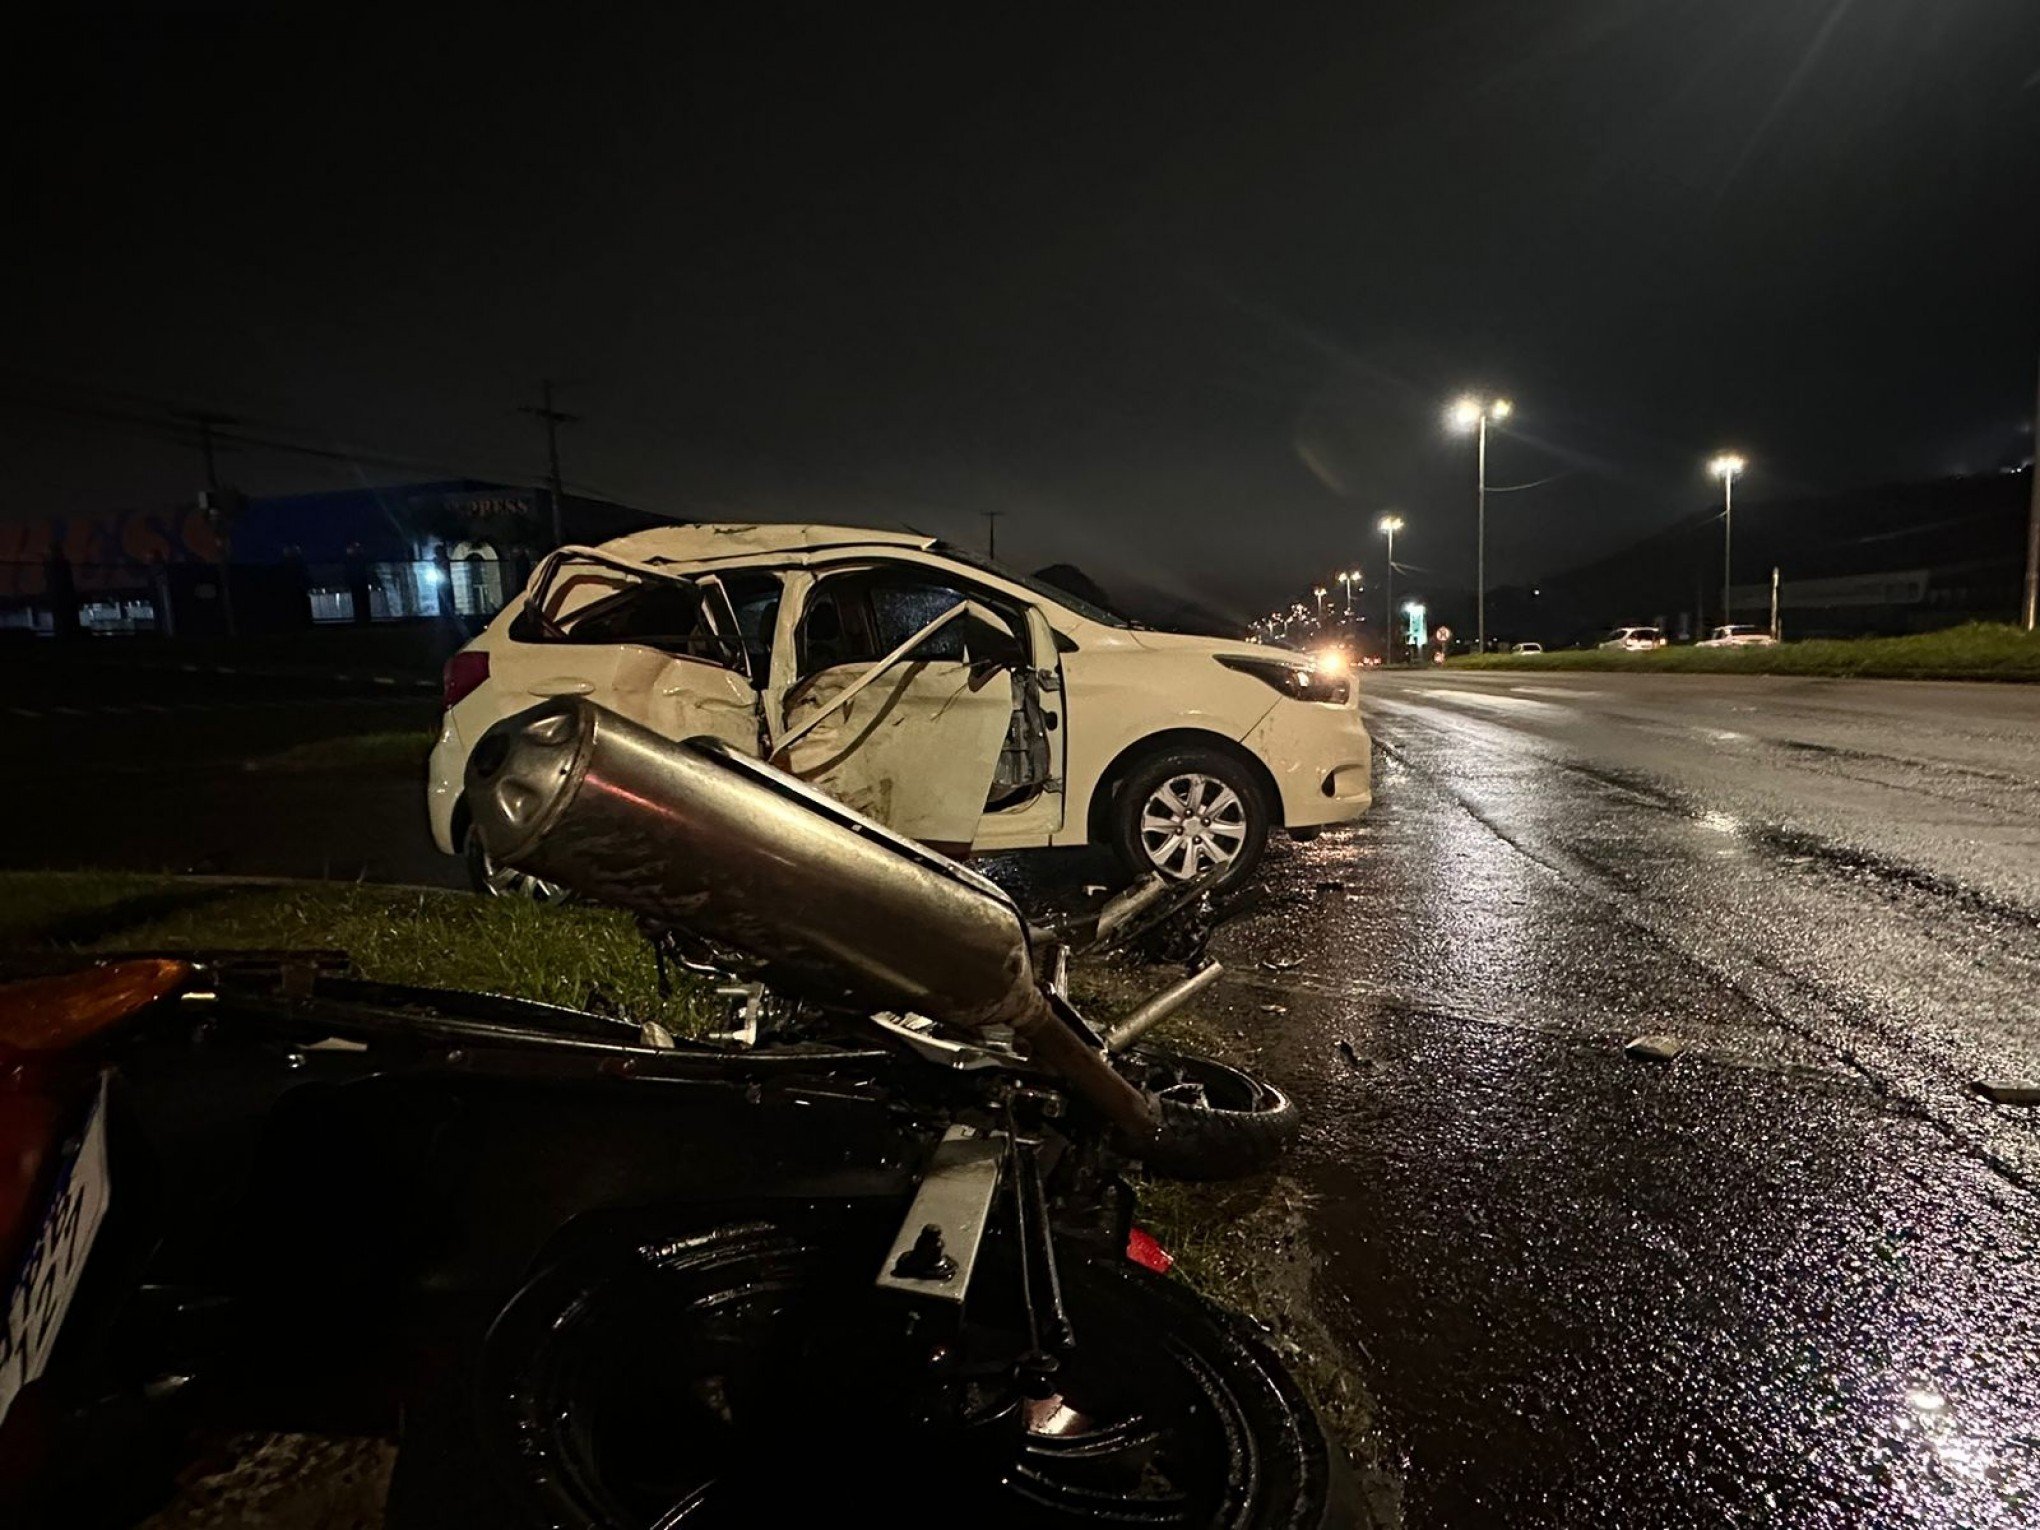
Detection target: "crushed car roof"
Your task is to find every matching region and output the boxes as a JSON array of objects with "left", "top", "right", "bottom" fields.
[{"left": 598, "top": 522, "right": 940, "bottom": 565}]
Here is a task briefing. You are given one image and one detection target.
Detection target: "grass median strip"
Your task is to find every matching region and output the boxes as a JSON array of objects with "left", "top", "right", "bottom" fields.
[
  {"left": 0, "top": 870, "right": 715, "bottom": 1034},
  {"left": 1446, "top": 622, "right": 2040, "bottom": 681}
]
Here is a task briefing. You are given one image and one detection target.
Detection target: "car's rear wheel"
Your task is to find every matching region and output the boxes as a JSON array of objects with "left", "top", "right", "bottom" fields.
[
  {"left": 463, "top": 822, "right": 565, "bottom": 901},
  {"left": 1110, "top": 748, "right": 1271, "bottom": 892}
]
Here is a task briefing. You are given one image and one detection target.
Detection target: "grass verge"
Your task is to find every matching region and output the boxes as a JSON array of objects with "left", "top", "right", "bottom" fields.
[
  {"left": 0, "top": 870, "right": 716, "bottom": 1034},
  {"left": 1446, "top": 621, "right": 2040, "bottom": 681}
]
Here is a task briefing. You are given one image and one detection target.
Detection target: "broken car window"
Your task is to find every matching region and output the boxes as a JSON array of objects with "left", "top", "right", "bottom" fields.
[
  {"left": 796, "top": 568, "right": 1024, "bottom": 679},
  {"left": 516, "top": 558, "right": 746, "bottom": 671}
]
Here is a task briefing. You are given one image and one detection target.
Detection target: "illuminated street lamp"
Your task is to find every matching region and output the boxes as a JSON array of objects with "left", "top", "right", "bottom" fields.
[
  {"left": 1336, "top": 569, "right": 1359, "bottom": 615},
  {"left": 1312, "top": 584, "right": 1327, "bottom": 620},
  {"left": 1378, "top": 514, "right": 1404, "bottom": 662},
  {"left": 1448, "top": 395, "right": 1512, "bottom": 652},
  {"left": 1709, "top": 452, "right": 1747, "bottom": 629}
]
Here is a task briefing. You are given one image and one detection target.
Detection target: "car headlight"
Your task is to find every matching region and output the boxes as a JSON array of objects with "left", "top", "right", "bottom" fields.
[{"left": 1215, "top": 654, "right": 1351, "bottom": 704}]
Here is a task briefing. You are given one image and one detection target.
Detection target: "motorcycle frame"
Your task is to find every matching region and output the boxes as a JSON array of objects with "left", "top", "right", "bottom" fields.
[{"left": 13, "top": 962, "right": 1131, "bottom": 1484}]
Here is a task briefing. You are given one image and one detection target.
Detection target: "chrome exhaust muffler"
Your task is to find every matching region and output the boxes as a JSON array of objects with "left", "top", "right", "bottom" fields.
[{"left": 464, "top": 699, "right": 1153, "bottom": 1130}]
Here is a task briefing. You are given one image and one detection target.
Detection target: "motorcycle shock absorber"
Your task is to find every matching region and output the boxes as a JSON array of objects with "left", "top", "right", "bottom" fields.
[{"left": 1006, "top": 1111, "right": 1074, "bottom": 1398}]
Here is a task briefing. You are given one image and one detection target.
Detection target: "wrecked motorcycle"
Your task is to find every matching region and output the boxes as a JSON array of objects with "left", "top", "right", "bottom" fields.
[
  {"left": 452, "top": 698, "right": 1335, "bottom": 1523},
  {"left": 0, "top": 700, "right": 1341, "bottom": 1528}
]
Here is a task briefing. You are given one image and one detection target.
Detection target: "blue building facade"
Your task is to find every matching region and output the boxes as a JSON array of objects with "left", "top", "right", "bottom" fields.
[{"left": 2, "top": 480, "right": 660, "bottom": 635}]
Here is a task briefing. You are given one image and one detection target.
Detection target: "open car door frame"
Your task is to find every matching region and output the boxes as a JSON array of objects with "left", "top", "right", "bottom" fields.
[{"left": 764, "top": 562, "right": 1065, "bottom": 854}]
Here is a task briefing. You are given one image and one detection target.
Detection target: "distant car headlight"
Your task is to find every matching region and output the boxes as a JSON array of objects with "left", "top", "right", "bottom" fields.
[{"left": 1216, "top": 654, "right": 1351, "bottom": 704}]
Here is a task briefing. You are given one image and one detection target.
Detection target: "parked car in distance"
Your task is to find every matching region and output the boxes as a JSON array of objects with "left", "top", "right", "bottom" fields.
[
  {"left": 1511, "top": 642, "right": 1544, "bottom": 654},
  {"left": 428, "top": 523, "right": 1374, "bottom": 894},
  {"left": 1598, "top": 626, "right": 1666, "bottom": 652},
  {"left": 1696, "top": 624, "right": 1779, "bottom": 648}
]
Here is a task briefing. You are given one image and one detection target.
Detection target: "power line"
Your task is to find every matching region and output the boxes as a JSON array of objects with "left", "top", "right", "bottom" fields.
[{"left": 0, "top": 389, "right": 638, "bottom": 510}]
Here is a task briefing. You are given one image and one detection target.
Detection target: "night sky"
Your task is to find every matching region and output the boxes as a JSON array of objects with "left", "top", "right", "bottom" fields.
[{"left": 7, "top": 1, "right": 2039, "bottom": 618}]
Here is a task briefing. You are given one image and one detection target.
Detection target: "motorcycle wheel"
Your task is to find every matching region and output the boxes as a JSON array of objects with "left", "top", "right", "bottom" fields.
[
  {"left": 476, "top": 1217, "right": 1351, "bottom": 1528},
  {"left": 1113, "top": 1047, "right": 1301, "bottom": 1180}
]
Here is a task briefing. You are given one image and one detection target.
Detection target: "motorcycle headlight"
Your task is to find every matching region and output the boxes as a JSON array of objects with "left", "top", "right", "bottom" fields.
[{"left": 1215, "top": 654, "right": 1351, "bottom": 705}]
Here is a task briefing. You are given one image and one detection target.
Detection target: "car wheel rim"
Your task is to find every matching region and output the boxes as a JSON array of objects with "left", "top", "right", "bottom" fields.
[
  {"left": 476, "top": 840, "right": 563, "bottom": 902},
  {"left": 1139, "top": 774, "right": 1247, "bottom": 880}
]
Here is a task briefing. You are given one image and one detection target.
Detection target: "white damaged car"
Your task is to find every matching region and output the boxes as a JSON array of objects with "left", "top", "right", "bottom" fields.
[{"left": 427, "top": 524, "right": 1372, "bottom": 893}]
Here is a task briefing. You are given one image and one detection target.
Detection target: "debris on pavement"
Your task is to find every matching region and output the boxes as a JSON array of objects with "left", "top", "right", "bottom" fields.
[
  {"left": 1969, "top": 1080, "right": 2040, "bottom": 1106},
  {"left": 1624, "top": 1033, "right": 1691, "bottom": 1063}
]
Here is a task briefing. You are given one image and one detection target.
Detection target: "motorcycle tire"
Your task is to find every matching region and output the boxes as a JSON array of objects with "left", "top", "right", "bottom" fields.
[
  {"left": 1113, "top": 1046, "right": 1301, "bottom": 1181},
  {"left": 470, "top": 1216, "right": 1356, "bottom": 1527}
]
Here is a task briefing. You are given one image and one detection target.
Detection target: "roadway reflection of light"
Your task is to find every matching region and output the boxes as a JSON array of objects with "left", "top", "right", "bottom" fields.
[
  {"left": 1698, "top": 810, "right": 1741, "bottom": 835},
  {"left": 1901, "top": 1384, "right": 1995, "bottom": 1484},
  {"left": 1904, "top": 1386, "right": 1945, "bottom": 1414}
]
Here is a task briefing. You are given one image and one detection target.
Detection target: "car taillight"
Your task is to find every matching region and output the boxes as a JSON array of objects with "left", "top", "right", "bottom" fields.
[{"left": 443, "top": 650, "right": 490, "bottom": 710}]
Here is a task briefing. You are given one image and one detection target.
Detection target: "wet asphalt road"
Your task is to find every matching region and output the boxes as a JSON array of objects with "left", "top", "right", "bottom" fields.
[{"left": 1193, "top": 670, "right": 2040, "bottom": 1528}]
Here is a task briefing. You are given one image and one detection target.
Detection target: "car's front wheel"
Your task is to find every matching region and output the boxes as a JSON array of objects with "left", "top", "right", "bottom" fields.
[{"left": 1109, "top": 747, "right": 1271, "bottom": 891}]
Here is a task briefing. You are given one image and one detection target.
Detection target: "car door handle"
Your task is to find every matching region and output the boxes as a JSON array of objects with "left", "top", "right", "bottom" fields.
[{"left": 527, "top": 678, "right": 596, "bottom": 696}]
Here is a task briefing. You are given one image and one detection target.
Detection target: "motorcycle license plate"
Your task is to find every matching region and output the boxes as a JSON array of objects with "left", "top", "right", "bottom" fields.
[{"left": 0, "top": 1076, "right": 111, "bottom": 1431}]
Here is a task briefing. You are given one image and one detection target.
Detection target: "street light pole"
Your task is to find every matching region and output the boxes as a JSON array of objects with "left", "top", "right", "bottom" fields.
[
  {"left": 1709, "top": 453, "right": 1747, "bottom": 630},
  {"left": 1476, "top": 412, "right": 1488, "bottom": 651},
  {"left": 1378, "top": 514, "right": 1403, "bottom": 664},
  {"left": 1450, "top": 396, "right": 1511, "bottom": 652},
  {"left": 2024, "top": 351, "right": 2039, "bottom": 630}
]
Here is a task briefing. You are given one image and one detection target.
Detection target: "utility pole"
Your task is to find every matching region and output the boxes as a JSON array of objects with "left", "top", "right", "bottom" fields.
[
  {"left": 1770, "top": 566, "right": 1781, "bottom": 641},
  {"left": 520, "top": 380, "right": 578, "bottom": 550},
  {"left": 187, "top": 410, "right": 239, "bottom": 637},
  {"left": 983, "top": 509, "right": 1003, "bottom": 560}
]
